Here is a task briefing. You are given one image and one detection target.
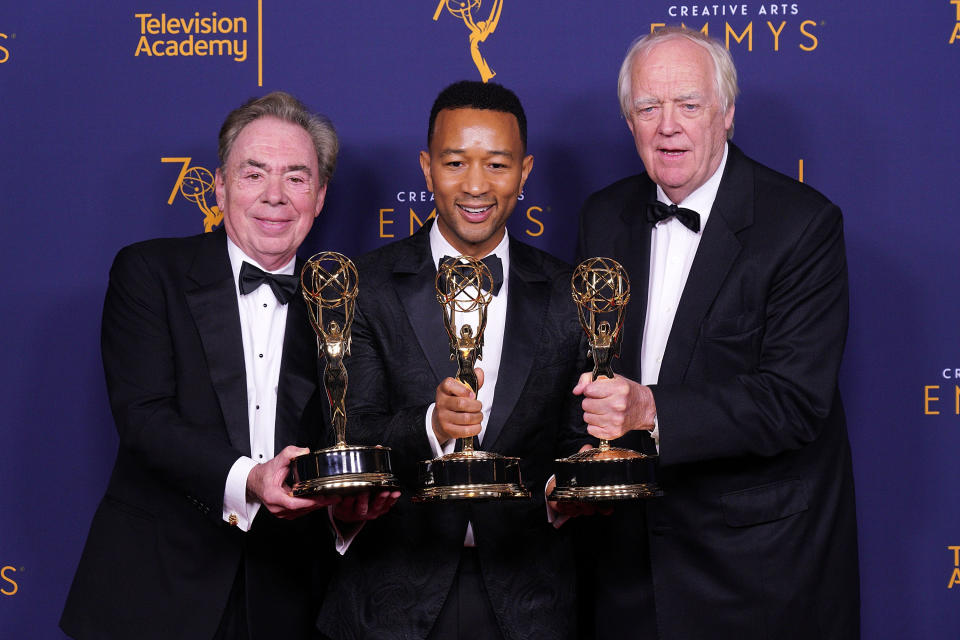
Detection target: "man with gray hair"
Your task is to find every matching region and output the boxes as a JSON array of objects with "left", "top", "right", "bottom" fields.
[
  {"left": 572, "top": 27, "right": 859, "bottom": 638},
  {"left": 61, "top": 92, "right": 396, "bottom": 640}
]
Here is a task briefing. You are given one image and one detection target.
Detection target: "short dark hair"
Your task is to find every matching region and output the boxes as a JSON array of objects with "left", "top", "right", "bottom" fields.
[
  {"left": 218, "top": 91, "right": 339, "bottom": 185},
  {"left": 427, "top": 81, "right": 528, "bottom": 151}
]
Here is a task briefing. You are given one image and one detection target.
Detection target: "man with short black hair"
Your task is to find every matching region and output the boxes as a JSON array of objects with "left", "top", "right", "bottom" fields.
[{"left": 317, "top": 80, "right": 588, "bottom": 640}]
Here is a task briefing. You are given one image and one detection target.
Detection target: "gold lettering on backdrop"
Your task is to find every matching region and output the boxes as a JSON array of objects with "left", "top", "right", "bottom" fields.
[
  {"left": 134, "top": 11, "right": 250, "bottom": 63},
  {"left": 650, "top": 18, "right": 820, "bottom": 52},
  {"left": 767, "top": 20, "right": 786, "bottom": 51},
  {"left": 726, "top": 22, "right": 753, "bottom": 51},
  {"left": 925, "top": 385, "right": 941, "bottom": 415},
  {"left": 0, "top": 32, "right": 9, "bottom": 64},
  {"left": 0, "top": 566, "right": 17, "bottom": 596},
  {"left": 379, "top": 209, "right": 395, "bottom": 238},
  {"left": 525, "top": 206, "right": 544, "bottom": 237},
  {"left": 950, "top": 546, "right": 960, "bottom": 588},
  {"left": 433, "top": 0, "right": 503, "bottom": 82},
  {"left": 409, "top": 208, "right": 437, "bottom": 236}
]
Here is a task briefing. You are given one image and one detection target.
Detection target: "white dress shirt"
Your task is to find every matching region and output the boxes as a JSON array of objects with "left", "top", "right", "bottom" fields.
[
  {"left": 425, "top": 222, "right": 510, "bottom": 546},
  {"left": 642, "top": 143, "right": 728, "bottom": 446},
  {"left": 221, "top": 238, "right": 295, "bottom": 531}
]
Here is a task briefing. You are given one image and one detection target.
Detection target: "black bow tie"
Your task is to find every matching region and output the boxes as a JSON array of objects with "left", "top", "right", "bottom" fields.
[
  {"left": 647, "top": 201, "right": 701, "bottom": 233},
  {"left": 440, "top": 254, "right": 504, "bottom": 296},
  {"left": 238, "top": 261, "right": 299, "bottom": 304}
]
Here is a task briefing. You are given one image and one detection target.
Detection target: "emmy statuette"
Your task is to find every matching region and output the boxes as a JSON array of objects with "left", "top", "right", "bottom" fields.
[
  {"left": 551, "top": 257, "right": 662, "bottom": 502},
  {"left": 412, "top": 256, "right": 530, "bottom": 502},
  {"left": 291, "top": 252, "right": 399, "bottom": 497}
]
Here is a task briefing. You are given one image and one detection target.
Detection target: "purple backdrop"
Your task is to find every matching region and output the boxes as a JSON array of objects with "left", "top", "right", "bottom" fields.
[{"left": 2, "top": 1, "right": 959, "bottom": 637}]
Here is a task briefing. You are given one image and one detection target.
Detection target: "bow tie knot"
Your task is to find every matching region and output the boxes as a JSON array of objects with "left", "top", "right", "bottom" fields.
[
  {"left": 238, "top": 261, "right": 299, "bottom": 304},
  {"left": 440, "top": 254, "right": 504, "bottom": 296},
  {"left": 647, "top": 201, "right": 701, "bottom": 233}
]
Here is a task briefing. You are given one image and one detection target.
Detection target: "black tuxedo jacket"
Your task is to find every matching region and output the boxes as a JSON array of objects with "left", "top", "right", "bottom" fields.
[
  {"left": 317, "top": 222, "right": 589, "bottom": 640},
  {"left": 576, "top": 144, "right": 859, "bottom": 639},
  {"left": 61, "top": 228, "right": 332, "bottom": 640}
]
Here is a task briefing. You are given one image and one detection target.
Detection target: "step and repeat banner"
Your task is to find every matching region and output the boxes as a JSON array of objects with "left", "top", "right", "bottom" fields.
[{"left": 2, "top": 2, "right": 959, "bottom": 638}]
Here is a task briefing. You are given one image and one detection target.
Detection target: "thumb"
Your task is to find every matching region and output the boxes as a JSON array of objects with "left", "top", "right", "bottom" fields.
[
  {"left": 277, "top": 445, "right": 310, "bottom": 461},
  {"left": 572, "top": 371, "right": 593, "bottom": 396}
]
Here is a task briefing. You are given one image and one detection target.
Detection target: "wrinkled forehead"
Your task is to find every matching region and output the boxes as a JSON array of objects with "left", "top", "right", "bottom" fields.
[{"left": 632, "top": 39, "right": 718, "bottom": 99}]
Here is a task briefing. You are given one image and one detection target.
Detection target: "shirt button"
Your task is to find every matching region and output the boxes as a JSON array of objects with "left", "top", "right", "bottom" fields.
[
  {"left": 263, "top": 303, "right": 268, "bottom": 308},
  {"left": 259, "top": 353, "right": 263, "bottom": 358}
]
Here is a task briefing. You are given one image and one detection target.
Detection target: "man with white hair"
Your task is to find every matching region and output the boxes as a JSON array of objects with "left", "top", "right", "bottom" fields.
[{"left": 573, "top": 27, "right": 860, "bottom": 638}]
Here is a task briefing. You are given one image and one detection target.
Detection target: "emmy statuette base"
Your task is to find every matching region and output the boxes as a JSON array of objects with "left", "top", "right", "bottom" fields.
[
  {"left": 552, "top": 447, "right": 662, "bottom": 502},
  {"left": 412, "top": 451, "right": 531, "bottom": 503},
  {"left": 292, "top": 444, "right": 399, "bottom": 497}
]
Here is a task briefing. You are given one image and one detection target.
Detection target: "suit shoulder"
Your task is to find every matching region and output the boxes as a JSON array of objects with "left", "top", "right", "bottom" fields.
[
  {"left": 112, "top": 232, "right": 208, "bottom": 272},
  {"left": 117, "top": 233, "right": 208, "bottom": 258},
  {"left": 747, "top": 154, "right": 837, "bottom": 215},
  {"left": 353, "top": 235, "right": 418, "bottom": 284},
  {"left": 510, "top": 237, "right": 573, "bottom": 278},
  {"left": 582, "top": 174, "right": 647, "bottom": 212}
]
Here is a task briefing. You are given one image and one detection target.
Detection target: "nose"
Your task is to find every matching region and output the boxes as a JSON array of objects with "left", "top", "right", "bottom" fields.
[
  {"left": 262, "top": 173, "right": 287, "bottom": 205},
  {"left": 462, "top": 163, "right": 490, "bottom": 196},
  {"left": 658, "top": 104, "right": 681, "bottom": 136}
]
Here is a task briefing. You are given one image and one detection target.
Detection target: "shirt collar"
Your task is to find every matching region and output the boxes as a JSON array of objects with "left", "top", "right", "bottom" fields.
[
  {"left": 428, "top": 220, "right": 511, "bottom": 275},
  {"left": 226, "top": 236, "right": 297, "bottom": 290}
]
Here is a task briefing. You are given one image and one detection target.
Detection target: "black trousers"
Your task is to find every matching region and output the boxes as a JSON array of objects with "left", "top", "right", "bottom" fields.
[
  {"left": 214, "top": 559, "right": 250, "bottom": 640},
  {"left": 427, "top": 547, "right": 504, "bottom": 640}
]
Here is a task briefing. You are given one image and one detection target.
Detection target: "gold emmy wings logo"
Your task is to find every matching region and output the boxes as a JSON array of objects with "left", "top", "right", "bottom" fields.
[
  {"left": 162, "top": 157, "right": 223, "bottom": 232},
  {"left": 433, "top": 0, "right": 503, "bottom": 82}
]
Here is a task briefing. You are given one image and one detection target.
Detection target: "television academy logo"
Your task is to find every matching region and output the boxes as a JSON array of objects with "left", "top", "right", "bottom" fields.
[
  {"left": 162, "top": 157, "right": 223, "bottom": 232},
  {"left": 432, "top": 0, "right": 503, "bottom": 82},
  {"left": 133, "top": 3, "right": 265, "bottom": 86}
]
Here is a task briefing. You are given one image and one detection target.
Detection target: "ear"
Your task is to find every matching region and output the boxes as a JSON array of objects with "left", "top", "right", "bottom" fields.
[
  {"left": 314, "top": 182, "right": 328, "bottom": 218},
  {"left": 518, "top": 154, "right": 534, "bottom": 194},
  {"left": 723, "top": 103, "right": 735, "bottom": 133},
  {"left": 214, "top": 167, "right": 226, "bottom": 211},
  {"left": 419, "top": 150, "right": 434, "bottom": 193}
]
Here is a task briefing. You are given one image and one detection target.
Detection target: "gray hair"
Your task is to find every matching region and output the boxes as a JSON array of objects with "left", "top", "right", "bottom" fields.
[
  {"left": 617, "top": 27, "right": 738, "bottom": 139},
  {"left": 218, "top": 91, "right": 339, "bottom": 184}
]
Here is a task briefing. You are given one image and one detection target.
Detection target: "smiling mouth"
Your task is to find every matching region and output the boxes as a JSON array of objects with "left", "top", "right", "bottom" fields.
[
  {"left": 659, "top": 149, "right": 687, "bottom": 157},
  {"left": 457, "top": 203, "right": 494, "bottom": 221},
  {"left": 255, "top": 217, "right": 292, "bottom": 230}
]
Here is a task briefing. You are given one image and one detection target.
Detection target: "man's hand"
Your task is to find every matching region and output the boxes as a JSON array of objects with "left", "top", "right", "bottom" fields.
[
  {"left": 332, "top": 490, "right": 402, "bottom": 523},
  {"left": 572, "top": 373, "right": 656, "bottom": 441},
  {"left": 432, "top": 368, "right": 485, "bottom": 446},
  {"left": 246, "top": 445, "right": 340, "bottom": 518},
  {"left": 546, "top": 445, "right": 613, "bottom": 518}
]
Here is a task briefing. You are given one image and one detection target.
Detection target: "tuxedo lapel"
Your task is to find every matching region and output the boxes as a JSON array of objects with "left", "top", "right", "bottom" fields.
[
  {"left": 183, "top": 229, "right": 251, "bottom": 456},
  {"left": 393, "top": 224, "right": 452, "bottom": 386},
  {"left": 615, "top": 177, "right": 654, "bottom": 381},
  {"left": 660, "top": 145, "right": 754, "bottom": 383},
  {"left": 275, "top": 257, "right": 320, "bottom": 451},
  {"left": 483, "top": 241, "right": 549, "bottom": 452}
]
